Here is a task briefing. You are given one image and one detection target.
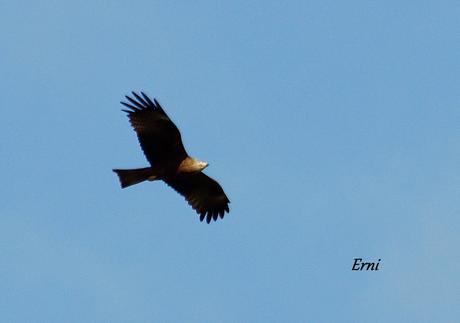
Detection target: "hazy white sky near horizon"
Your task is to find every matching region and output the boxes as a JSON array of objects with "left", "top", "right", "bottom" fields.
[{"left": 1, "top": 1, "right": 459, "bottom": 322}]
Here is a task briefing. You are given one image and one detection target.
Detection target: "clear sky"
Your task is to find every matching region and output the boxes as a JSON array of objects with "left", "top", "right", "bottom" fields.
[{"left": 1, "top": 1, "right": 459, "bottom": 322}]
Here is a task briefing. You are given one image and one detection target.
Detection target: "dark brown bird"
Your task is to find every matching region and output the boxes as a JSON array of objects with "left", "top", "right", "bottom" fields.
[{"left": 113, "top": 91, "right": 230, "bottom": 223}]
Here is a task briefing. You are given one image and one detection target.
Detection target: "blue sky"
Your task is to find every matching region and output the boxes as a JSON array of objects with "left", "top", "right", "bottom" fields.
[{"left": 1, "top": 1, "right": 459, "bottom": 322}]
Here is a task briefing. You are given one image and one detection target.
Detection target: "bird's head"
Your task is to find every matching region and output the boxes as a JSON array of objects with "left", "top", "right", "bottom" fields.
[
  {"left": 194, "top": 158, "right": 209, "bottom": 171},
  {"left": 179, "top": 156, "right": 209, "bottom": 173}
]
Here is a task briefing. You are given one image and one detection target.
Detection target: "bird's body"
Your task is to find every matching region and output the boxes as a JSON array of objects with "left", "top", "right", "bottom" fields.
[{"left": 113, "top": 92, "right": 230, "bottom": 223}]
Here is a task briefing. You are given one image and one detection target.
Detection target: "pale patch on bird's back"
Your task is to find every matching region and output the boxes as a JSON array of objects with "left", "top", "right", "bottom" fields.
[{"left": 147, "top": 175, "right": 157, "bottom": 181}]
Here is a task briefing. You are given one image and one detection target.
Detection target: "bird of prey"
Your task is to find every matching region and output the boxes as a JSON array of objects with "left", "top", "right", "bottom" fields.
[{"left": 113, "top": 91, "right": 230, "bottom": 223}]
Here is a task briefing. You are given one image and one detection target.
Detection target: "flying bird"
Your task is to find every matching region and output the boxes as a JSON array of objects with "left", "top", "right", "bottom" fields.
[{"left": 113, "top": 91, "right": 230, "bottom": 223}]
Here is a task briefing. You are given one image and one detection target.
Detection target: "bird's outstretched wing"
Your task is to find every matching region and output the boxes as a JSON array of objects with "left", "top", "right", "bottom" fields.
[
  {"left": 121, "top": 92, "right": 188, "bottom": 166},
  {"left": 164, "top": 172, "right": 230, "bottom": 223}
]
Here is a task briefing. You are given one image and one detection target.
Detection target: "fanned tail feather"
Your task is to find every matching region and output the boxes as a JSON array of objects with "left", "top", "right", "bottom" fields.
[{"left": 113, "top": 167, "right": 156, "bottom": 188}]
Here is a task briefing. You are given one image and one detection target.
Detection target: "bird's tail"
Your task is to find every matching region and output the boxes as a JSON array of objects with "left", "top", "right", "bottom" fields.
[{"left": 112, "top": 167, "right": 157, "bottom": 188}]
